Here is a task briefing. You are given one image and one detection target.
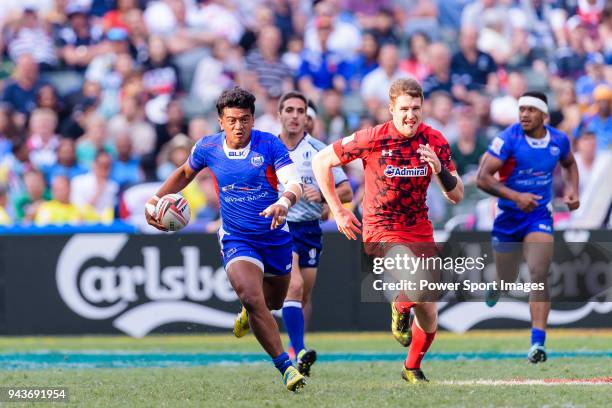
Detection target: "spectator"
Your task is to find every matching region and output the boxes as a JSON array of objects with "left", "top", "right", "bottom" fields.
[
  {"left": 297, "top": 15, "right": 351, "bottom": 100},
  {"left": 71, "top": 150, "right": 118, "bottom": 223},
  {"left": 421, "top": 42, "right": 454, "bottom": 98},
  {"left": 254, "top": 92, "right": 282, "bottom": 135},
  {"left": 34, "top": 175, "right": 82, "bottom": 225},
  {"left": 574, "top": 84, "right": 612, "bottom": 152},
  {"left": 303, "top": 1, "right": 362, "bottom": 59},
  {"left": 394, "top": 0, "right": 439, "bottom": 39},
  {"left": 505, "top": 25, "right": 542, "bottom": 72},
  {"left": 370, "top": 7, "right": 400, "bottom": 45},
  {"left": 575, "top": 52, "right": 609, "bottom": 105},
  {"left": 0, "top": 104, "right": 20, "bottom": 160},
  {"left": 461, "top": 0, "right": 507, "bottom": 30},
  {"left": 14, "top": 168, "right": 49, "bottom": 223},
  {"left": 0, "top": 138, "right": 32, "bottom": 200},
  {"left": 361, "top": 43, "right": 404, "bottom": 115},
  {"left": 1, "top": 54, "right": 45, "bottom": 120},
  {"left": 552, "top": 19, "right": 590, "bottom": 80},
  {"left": 85, "top": 27, "right": 132, "bottom": 84},
  {"left": 426, "top": 91, "right": 458, "bottom": 143},
  {"left": 6, "top": 8, "right": 57, "bottom": 69},
  {"left": 600, "top": 6, "right": 612, "bottom": 62},
  {"left": 450, "top": 108, "right": 489, "bottom": 182},
  {"left": 347, "top": 30, "right": 379, "bottom": 91},
  {"left": 245, "top": 25, "right": 294, "bottom": 97},
  {"left": 573, "top": 131, "right": 599, "bottom": 195},
  {"left": 55, "top": 4, "right": 104, "bottom": 72},
  {"left": 477, "top": 7, "right": 512, "bottom": 66},
  {"left": 508, "top": 0, "right": 565, "bottom": 56},
  {"left": 0, "top": 185, "right": 11, "bottom": 225},
  {"left": 281, "top": 35, "right": 305, "bottom": 74},
  {"left": 76, "top": 114, "right": 115, "bottom": 168},
  {"left": 103, "top": 0, "right": 136, "bottom": 31},
  {"left": 549, "top": 79, "right": 582, "bottom": 136},
  {"left": 490, "top": 71, "right": 528, "bottom": 127},
  {"left": 193, "top": 168, "right": 221, "bottom": 233},
  {"left": 107, "top": 95, "right": 156, "bottom": 156},
  {"left": 142, "top": 35, "right": 182, "bottom": 101},
  {"left": 451, "top": 25, "right": 498, "bottom": 96},
  {"left": 35, "top": 84, "right": 68, "bottom": 131},
  {"left": 156, "top": 134, "right": 193, "bottom": 181},
  {"left": 44, "top": 138, "right": 87, "bottom": 182},
  {"left": 27, "top": 108, "right": 60, "bottom": 169},
  {"left": 188, "top": 116, "right": 213, "bottom": 143},
  {"left": 190, "top": 37, "right": 242, "bottom": 114},
  {"left": 153, "top": 99, "right": 188, "bottom": 156},
  {"left": 111, "top": 133, "right": 141, "bottom": 189},
  {"left": 400, "top": 31, "right": 431, "bottom": 81},
  {"left": 320, "top": 88, "right": 349, "bottom": 143}
]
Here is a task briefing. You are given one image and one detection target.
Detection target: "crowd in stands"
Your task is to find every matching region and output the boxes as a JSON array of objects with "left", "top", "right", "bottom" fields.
[{"left": 0, "top": 0, "right": 610, "bottom": 231}]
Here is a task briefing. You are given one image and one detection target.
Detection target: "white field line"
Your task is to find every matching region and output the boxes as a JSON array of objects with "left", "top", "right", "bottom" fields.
[{"left": 438, "top": 378, "right": 612, "bottom": 386}]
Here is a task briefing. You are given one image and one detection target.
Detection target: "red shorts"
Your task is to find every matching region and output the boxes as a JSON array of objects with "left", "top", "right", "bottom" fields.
[{"left": 363, "top": 220, "right": 437, "bottom": 258}]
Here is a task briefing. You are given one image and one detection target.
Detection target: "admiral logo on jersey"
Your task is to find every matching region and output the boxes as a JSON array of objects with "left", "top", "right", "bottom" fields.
[{"left": 384, "top": 165, "right": 428, "bottom": 178}]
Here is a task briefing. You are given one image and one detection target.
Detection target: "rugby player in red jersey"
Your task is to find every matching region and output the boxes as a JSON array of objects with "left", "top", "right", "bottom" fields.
[{"left": 312, "top": 78, "right": 464, "bottom": 383}]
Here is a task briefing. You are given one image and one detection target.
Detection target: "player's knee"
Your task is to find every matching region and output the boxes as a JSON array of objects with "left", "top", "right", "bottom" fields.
[{"left": 239, "top": 291, "right": 265, "bottom": 313}]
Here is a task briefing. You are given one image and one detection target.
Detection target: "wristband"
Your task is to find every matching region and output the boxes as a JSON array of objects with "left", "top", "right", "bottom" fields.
[
  {"left": 437, "top": 167, "right": 458, "bottom": 192},
  {"left": 276, "top": 196, "right": 291, "bottom": 209}
]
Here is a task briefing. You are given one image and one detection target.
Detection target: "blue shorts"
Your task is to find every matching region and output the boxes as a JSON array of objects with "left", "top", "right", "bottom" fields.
[
  {"left": 288, "top": 220, "right": 323, "bottom": 268},
  {"left": 219, "top": 229, "right": 293, "bottom": 277},
  {"left": 492, "top": 206, "right": 553, "bottom": 252}
]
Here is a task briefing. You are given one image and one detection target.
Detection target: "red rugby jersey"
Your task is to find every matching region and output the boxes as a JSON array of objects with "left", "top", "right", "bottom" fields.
[{"left": 333, "top": 121, "right": 454, "bottom": 242}]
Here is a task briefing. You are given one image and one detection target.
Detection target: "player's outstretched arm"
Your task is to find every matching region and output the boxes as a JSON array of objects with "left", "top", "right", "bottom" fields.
[
  {"left": 313, "top": 145, "right": 361, "bottom": 240},
  {"left": 560, "top": 152, "right": 580, "bottom": 211},
  {"left": 145, "top": 161, "right": 198, "bottom": 230},
  {"left": 476, "top": 153, "right": 541, "bottom": 213}
]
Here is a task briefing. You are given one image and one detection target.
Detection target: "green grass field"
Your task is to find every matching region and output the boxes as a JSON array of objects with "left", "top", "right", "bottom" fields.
[{"left": 0, "top": 330, "right": 610, "bottom": 407}]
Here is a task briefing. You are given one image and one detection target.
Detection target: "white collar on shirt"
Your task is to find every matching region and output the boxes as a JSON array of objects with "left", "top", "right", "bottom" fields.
[
  {"left": 525, "top": 130, "right": 550, "bottom": 149},
  {"left": 223, "top": 137, "right": 251, "bottom": 159}
]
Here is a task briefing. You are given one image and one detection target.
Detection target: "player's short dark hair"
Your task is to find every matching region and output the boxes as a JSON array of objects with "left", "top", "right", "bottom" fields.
[
  {"left": 216, "top": 87, "right": 256, "bottom": 116},
  {"left": 521, "top": 91, "right": 548, "bottom": 105},
  {"left": 389, "top": 78, "right": 424, "bottom": 103},
  {"left": 278, "top": 91, "right": 307, "bottom": 113}
]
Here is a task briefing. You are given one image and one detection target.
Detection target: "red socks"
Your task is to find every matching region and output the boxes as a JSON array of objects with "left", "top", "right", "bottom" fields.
[{"left": 405, "top": 321, "right": 436, "bottom": 369}]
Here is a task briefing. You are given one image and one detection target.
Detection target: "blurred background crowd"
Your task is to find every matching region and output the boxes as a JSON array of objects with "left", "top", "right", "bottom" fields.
[{"left": 0, "top": 0, "right": 610, "bottom": 232}]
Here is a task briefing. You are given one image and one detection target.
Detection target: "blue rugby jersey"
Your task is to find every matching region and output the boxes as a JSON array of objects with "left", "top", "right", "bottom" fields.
[
  {"left": 189, "top": 129, "right": 293, "bottom": 237},
  {"left": 487, "top": 123, "right": 571, "bottom": 211}
]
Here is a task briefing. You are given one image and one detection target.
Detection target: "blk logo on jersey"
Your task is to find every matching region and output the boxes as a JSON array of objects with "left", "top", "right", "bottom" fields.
[
  {"left": 228, "top": 150, "right": 246, "bottom": 157},
  {"left": 384, "top": 165, "right": 428, "bottom": 178}
]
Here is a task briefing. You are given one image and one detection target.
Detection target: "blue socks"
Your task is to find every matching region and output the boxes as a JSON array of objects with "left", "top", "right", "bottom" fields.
[
  {"left": 531, "top": 327, "right": 546, "bottom": 346},
  {"left": 282, "top": 300, "right": 305, "bottom": 353},
  {"left": 272, "top": 352, "right": 292, "bottom": 375}
]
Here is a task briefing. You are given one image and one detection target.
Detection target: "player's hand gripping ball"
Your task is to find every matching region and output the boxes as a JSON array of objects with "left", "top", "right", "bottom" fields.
[{"left": 153, "top": 194, "right": 191, "bottom": 232}]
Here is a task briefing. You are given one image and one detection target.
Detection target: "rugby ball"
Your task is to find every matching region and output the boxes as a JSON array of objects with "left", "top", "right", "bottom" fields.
[{"left": 155, "top": 194, "right": 191, "bottom": 231}]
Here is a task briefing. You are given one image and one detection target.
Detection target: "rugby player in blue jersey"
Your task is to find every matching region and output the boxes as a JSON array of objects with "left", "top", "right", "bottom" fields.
[
  {"left": 477, "top": 91, "right": 580, "bottom": 363},
  {"left": 275, "top": 91, "right": 353, "bottom": 375},
  {"left": 145, "top": 87, "right": 306, "bottom": 391}
]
